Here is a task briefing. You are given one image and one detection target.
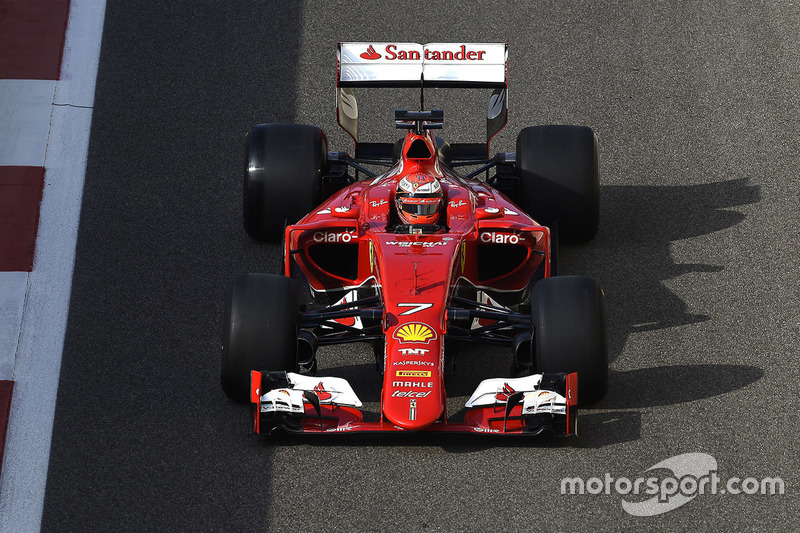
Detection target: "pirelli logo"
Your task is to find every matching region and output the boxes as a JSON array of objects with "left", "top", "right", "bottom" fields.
[{"left": 396, "top": 370, "right": 432, "bottom": 378}]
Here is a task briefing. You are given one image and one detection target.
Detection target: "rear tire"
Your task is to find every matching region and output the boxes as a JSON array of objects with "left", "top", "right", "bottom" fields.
[
  {"left": 516, "top": 125, "right": 599, "bottom": 243},
  {"left": 532, "top": 275, "right": 608, "bottom": 404},
  {"left": 221, "top": 274, "right": 299, "bottom": 403},
  {"left": 243, "top": 124, "right": 327, "bottom": 242}
]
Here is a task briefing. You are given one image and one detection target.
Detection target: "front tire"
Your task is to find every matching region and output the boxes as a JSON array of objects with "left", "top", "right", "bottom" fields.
[
  {"left": 516, "top": 125, "right": 599, "bottom": 243},
  {"left": 243, "top": 124, "right": 327, "bottom": 242},
  {"left": 221, "top": 273, "right": 299, "bottom": 403},
  {"left": 532, "top": 275, "right": 608, "bottom": 404}
]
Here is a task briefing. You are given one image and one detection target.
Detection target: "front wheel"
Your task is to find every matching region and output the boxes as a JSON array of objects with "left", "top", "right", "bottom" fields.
[
  {"left": 532, "top": 275, "right": 608, "bottom": 404},
  {"left": 243, "top": 124, "right": 327, "bottom": 242},
  {"left": 515, "top": 125, "right": 599, "bottom": 243},
  {"left": 221, "top": 273, "right": 299, "bottom": 403}
]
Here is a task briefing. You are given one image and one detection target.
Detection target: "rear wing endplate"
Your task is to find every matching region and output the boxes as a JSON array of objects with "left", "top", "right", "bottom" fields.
[{"left": 336, "top": 42, "right": 508, "bottom": 159}]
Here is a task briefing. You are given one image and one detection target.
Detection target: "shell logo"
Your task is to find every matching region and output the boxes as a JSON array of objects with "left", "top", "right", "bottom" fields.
[{"left": 393, "top": 323, "right": 437, "bottom": 344}]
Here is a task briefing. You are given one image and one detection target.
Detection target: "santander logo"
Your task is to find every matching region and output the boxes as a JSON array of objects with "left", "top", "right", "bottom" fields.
[
  {"left": 360, "top": 45, "right": 381, "bottom": 60},
  {"left": 358, "top": 44, "right": 488, "bottom": 62}
]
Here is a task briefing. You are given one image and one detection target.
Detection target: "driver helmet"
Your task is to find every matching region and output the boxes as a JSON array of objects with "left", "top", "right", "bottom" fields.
[{"left": 395, "top": 173, "right": 443, "bottom": 225}]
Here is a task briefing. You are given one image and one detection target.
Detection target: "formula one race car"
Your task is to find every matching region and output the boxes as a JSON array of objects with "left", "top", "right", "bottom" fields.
[{"left": 221, "top": 42, "right": 608, "bottom": 438}]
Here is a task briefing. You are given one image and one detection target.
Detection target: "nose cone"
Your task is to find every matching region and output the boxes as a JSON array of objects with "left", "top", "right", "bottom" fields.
[
  {"left": 371, "top": 234, "right": 456, "bottom": 431},
  {"left": 382, "top": 332, "right": 444, "bottom": 430},
  {"left": 383, "top": 387, "right": 443, "bottom": 430}
]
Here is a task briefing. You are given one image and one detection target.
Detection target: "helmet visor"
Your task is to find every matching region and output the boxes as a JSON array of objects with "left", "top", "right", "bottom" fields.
[{"left": 399, "top": 196, "right": 440, "bottom": 217}]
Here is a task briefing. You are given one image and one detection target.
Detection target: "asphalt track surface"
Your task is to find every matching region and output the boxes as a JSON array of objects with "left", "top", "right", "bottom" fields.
[{"left": 42, "top": 2, "right": 799, "bottom": 531}]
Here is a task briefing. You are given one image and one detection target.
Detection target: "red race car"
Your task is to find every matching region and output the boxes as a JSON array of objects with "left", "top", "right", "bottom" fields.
[{"left": 221, "top": 42, "right": 607, "bottom": 437}]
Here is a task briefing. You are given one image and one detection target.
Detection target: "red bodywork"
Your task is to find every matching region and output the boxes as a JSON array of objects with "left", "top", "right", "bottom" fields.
[{"left": 279, "top": 128, "right": 557, "bottom": 432}]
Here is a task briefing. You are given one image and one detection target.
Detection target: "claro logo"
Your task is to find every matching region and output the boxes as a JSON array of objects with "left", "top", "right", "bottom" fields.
[
  {"left": 480, "top": 232, "right": 521, "bottom": 244},
  {"left": 313, "top": 231, "right": 355, "bottom": 243}
]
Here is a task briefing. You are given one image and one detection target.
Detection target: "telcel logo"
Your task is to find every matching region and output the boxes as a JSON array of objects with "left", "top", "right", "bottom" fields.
[
  {"left": 480, "top": 232, "right": 520, "bottom": 244},
  {"left": 391, "top": 391, "right": 431, "bottom": 398},
  {"left": 313, "top": 231, "right": 355, "bottom": 243}
]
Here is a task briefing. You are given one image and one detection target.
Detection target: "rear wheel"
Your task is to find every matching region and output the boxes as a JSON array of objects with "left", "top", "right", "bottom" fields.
[
  {"left": 221, "top": 273, "right": 299, "bottom": 403},
  {"left": 243, "top": 123, "right": 327, "bottom": 242},
  {"left": 532, "top": 275, "right": 608, "bottom": 404},
  {"left": 516, "top": 125, "right": 599, "bottom": 243}
]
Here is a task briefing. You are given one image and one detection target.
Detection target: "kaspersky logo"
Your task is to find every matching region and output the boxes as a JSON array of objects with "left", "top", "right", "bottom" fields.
[
  {"left": 360, "top": 45, "right": 381, "bottom": 60},
  {"left": 393, "top": 323, "right": 437, "bottom": 344}
]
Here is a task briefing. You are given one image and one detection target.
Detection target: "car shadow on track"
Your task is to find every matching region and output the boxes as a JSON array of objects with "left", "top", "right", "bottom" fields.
[
  {"left": 561, "top": 178, "right": 761, "bottom": 363},
  {"left": 603, "top": 364, "right": 764, "bottom": 409}
]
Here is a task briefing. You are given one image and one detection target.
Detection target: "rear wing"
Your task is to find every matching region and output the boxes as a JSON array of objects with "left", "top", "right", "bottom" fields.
[{"left": 336, "top": 42, "right": 508, "bottom": 160}]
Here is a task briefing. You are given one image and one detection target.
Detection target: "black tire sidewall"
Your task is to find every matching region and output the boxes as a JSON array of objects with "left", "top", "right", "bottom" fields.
[
  {"left": 516, "top": 125, "right": 599, "bottom": 243},
  {"left": 221, "top": 273, "right": 299, "bottom": 402},
  {"left": 532, "top": 275, "right": 608, "bottom": 404},
  {"left": 243, "top": 124, "right": 327, "bottom": 242}
]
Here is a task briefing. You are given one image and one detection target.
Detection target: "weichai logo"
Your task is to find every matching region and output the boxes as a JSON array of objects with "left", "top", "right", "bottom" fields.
[
  {"left": 393, "top": 323, "right": 437, "bottom": 344},
  {"left": 360, "top": 45, "right": 381, "bottom": 60}
]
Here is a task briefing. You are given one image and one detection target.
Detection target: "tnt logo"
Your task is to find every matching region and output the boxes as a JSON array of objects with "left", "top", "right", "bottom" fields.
[{"left": 399, "top": 348, "right": 429, "bottom": 356}]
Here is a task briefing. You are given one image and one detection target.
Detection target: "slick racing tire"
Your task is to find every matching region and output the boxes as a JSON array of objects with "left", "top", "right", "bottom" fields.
[
  {"left": 532, "top": 275, "right": 608, "bottom": 405},
  {"left": 515, "top": 125, "right": 599, "bottom": 243},
  {"left": 243, "top": 123, "right": 327, "bottom": 242},
  {"left": 221, "top": 273, "right": 299, "bottom": 403}
]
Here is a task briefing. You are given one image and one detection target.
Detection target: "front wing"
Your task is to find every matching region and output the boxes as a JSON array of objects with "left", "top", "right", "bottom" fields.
[{"left": 250, "top": 371, "right": 578, "bottom": 437}]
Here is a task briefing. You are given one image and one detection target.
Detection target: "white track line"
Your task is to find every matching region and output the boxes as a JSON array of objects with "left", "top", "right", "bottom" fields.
[
  {"left": 0, "top": 80, "right": 56, "bottom": 166},
  {"left": 0, "top": 272, "right": 28, "bottom": 381},
  {"left": 0, "top": 77, "right": 56, "bottom": 382},
  {"left": 0, "top": 1, "right": 107, "bottom": 531}
]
